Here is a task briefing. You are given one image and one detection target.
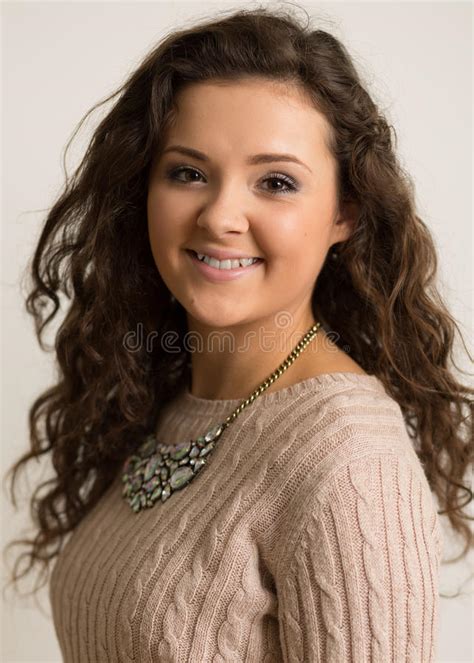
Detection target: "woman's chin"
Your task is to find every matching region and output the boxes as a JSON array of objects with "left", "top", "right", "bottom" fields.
[{"left": 184, "top": 303, "right": 253, "bottom": 331}]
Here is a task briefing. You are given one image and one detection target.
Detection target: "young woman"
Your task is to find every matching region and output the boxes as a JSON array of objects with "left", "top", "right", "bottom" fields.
[{"left": 5, "top": 6, "right": 473, "bottom": 662}]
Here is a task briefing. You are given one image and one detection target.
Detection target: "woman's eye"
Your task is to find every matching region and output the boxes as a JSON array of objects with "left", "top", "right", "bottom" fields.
[
  {"left": 167, "top": 166, "right": 202, "bottom": 184},
  {"left": 165, "top": 166, "right": 298, "bottom": 196},
  {"left": 262, "top": 172, "right": 298, "bottom": 195}
]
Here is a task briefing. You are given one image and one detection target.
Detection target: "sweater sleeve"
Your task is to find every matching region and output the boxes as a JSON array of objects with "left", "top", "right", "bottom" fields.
[{"left": 275, "top": 451, "right": 443, "bottom": 663}]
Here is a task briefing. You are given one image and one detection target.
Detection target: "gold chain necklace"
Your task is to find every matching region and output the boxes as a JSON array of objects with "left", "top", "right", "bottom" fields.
[{"left": 122, "top": 321, "right": 321, "bottom": 512}]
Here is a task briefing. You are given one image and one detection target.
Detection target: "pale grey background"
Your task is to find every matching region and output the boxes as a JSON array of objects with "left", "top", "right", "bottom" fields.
[{"left": 2, "top": 1, "right": 472, "bottom": 661}]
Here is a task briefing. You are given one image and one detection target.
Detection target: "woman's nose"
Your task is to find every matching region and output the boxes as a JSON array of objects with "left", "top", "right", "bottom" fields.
[{"left": 195, "top": 185, "right": 250, "bottom": 236}]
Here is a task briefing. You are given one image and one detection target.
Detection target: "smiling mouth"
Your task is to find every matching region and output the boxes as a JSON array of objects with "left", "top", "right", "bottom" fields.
[{"left": 186, "top": 249, "right": 264, "bottom": 269}]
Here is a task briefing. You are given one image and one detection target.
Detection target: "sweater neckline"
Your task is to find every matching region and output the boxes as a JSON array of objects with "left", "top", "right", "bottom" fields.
[{"left": 176, "top": 372, "right": 386, "bottom": 417}]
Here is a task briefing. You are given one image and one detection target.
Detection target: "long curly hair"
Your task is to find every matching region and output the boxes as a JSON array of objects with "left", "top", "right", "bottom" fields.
[{"left": 3, "top": 4, "right": 473, "bottom": 599}]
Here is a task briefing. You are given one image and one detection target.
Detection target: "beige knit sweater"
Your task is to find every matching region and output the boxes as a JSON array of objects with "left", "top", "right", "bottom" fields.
[{"left": 49, "top": 372, "right": 443, "bottom": 662}]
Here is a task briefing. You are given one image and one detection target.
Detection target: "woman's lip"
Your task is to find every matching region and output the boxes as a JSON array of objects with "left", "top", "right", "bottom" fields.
[{"left": 185, "top": 249, "right": 264, "bottom": 282}]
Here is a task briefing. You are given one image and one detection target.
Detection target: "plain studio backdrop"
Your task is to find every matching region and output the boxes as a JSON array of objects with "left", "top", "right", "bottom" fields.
[{"left": 1, "top": 1, "right": 472, "bottom": 661}]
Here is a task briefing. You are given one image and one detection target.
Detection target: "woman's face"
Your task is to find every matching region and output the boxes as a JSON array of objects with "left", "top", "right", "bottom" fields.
[{"left": 147, "top": 78, "right": 354, "bottom": 331}]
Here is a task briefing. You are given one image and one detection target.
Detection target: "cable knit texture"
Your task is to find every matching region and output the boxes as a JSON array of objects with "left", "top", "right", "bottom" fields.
[{"left": 49, "top": 372, "right": 443, "bottom": 662}]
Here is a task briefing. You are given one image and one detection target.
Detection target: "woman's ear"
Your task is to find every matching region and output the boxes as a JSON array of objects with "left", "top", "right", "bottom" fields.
[{"left": 331, "top": 199, "right": 359, "bottom": 244}]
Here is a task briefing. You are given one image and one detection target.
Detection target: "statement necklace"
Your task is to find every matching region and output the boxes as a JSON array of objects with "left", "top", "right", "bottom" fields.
[{"left": 122, "top": 321, "right": 321, "bottom": 512}]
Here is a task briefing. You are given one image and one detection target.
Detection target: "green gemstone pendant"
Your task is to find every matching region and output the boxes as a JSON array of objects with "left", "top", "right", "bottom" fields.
[{"left": 121, "top": 423, "right": 225, "bottom": 512}]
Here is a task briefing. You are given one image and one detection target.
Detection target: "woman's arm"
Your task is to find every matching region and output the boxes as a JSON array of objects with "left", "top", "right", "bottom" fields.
[{"left": 275, "top": 451, "right": 443, "bottom": 662}]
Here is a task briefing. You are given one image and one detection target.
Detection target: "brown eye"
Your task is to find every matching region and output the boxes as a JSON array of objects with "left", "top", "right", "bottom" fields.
[
  {"left": 166, "top": 166, "right": 203, "bottom": 183},
  {"left": 262, "top": 172, "right": 298, "bottom": 195}
]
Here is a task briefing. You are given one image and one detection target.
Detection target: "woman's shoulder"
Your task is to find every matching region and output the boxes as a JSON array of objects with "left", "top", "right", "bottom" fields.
[
  {"left": 261, "top": 367, "right": 404, "bottom": 427},
  {"left": 259, "top": 368, "right": 417, "bottom": 480},
  {"left": 256, "top": 369, "right": 441, "bottom": 579}
]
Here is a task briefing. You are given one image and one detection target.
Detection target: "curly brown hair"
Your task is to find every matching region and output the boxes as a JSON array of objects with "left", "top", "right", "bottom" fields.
[{"left": 3, "top": 4, "right": 473, "bottom": 600}]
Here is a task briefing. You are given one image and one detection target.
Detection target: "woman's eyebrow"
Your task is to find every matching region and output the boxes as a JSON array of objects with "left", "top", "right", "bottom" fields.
[{"left": 161, "top": 144, "right": 312, "bottom": 173}]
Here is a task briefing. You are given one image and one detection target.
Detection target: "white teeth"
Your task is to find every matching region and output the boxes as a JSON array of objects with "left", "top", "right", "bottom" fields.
[{"left": 195, "top": 252, "right": 259, "bottom": 270}]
